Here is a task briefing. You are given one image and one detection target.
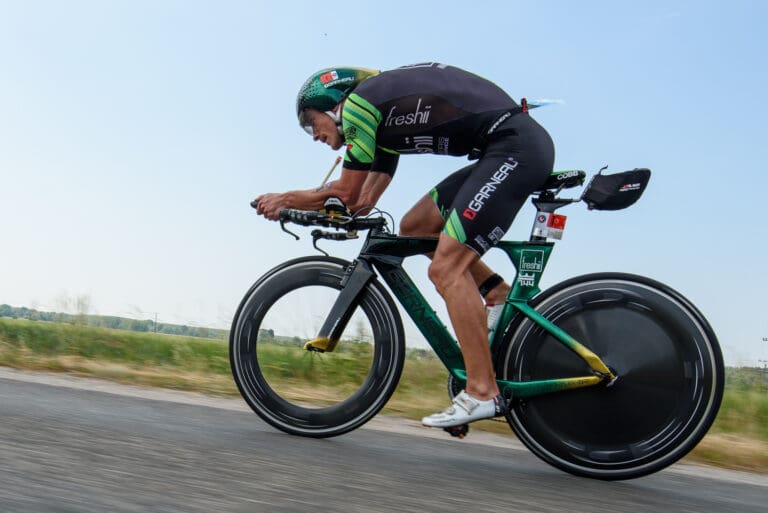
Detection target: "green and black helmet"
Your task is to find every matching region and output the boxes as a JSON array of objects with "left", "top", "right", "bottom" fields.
[{"left": 296, "top": 67, "right": 379, "bottom": 135}]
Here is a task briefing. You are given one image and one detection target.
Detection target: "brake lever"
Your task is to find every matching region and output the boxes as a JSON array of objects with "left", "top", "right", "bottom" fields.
[
  {"left": 251, "top": 199, "right": 299, "bottom": 240},
  {"left": 311, "top": 229, "right": 329, "bottom": 256},
  {"left": 310, "top": 229, "right": 359, "bottom": 255},
  {"left": 280, "top": 220, "right": 300, "bottom": 240}
]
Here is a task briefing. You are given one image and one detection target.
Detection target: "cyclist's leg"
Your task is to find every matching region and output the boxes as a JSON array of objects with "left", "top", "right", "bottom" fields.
[
  {"left": 399, "top": 194, "right": 445, "bottom": 238},
  {"left": 400, "top": 167, "right": 510, "bottom": 303},
  {"left": 423, "top": 120, "right": 554, "bottom": 427},
  {"left": 429, "top": 234, "right": 498, "bottom": 399},
  {"left": 430, "top": 153, "right": 546, "bottom": 390}
]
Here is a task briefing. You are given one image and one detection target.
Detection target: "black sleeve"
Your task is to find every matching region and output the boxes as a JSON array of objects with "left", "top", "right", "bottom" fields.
[{"left": 370, "top": 150, "right": 399, "bottom": 177}]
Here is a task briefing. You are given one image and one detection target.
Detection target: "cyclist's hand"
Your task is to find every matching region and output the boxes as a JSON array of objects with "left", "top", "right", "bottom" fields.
[{"left": 253, "top": 192, "right": 288, "bottom": 221}]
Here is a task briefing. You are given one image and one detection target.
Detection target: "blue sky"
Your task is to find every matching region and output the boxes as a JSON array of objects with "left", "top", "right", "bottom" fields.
[{"left": 1, "top": 1, "right": 766, "bottom": 365}]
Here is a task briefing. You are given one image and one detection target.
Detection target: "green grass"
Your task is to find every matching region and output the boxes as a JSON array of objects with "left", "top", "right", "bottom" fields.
[
  {"left": 1, "top": 317, "right": 766, "bottom": 472},
  {"left": 0, "top": 317, "right": 235, "bottom": 393},
  {"left": 715, "top": 390, "right": 768, "bottom": 438},
  {"left": 0, "top": 317, "right": 229, "bottom": 372}
]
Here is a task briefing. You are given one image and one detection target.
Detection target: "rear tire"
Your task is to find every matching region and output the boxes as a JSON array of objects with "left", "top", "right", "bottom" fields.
[
  {"left": 230, "top": 256, "right": 405, "bottom": 438},
  {"left": 496, "top": 273, "right": 723, "bottom": 480}
]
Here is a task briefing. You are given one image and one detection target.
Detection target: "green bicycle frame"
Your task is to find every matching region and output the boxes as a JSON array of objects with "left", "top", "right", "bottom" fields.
[{"left": 310, "top": 230, "right": 615, "bottom": 400}]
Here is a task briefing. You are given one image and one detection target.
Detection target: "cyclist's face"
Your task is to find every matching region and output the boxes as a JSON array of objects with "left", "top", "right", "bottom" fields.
[{"left": 304, "top": 108, "right": 343, "bottom": 150}]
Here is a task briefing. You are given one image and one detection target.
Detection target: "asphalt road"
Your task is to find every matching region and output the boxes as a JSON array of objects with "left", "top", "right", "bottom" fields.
[{"left": 1, "top": 368, "right": 765, "bottom": 513}]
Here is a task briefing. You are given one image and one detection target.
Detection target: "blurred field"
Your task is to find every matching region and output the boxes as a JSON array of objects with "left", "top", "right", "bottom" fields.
[{"left": 1, "top": 317, "right": 765, "bottom": 472}]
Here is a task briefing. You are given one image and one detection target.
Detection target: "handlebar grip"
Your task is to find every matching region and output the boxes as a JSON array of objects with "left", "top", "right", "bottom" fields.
[
  {"left": 279, "top": 209, "right": 322, "bottom": 225},
  {"left": 250, "top": 199, "right": 259, "bottom": 209}
]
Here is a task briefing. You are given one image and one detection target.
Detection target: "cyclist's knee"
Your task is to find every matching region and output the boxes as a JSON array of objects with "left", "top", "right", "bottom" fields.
[
  {"left": 428, "top": 259, "right": 456, "bottom": 295},
  {"left": 428, "top": 241, "right": 477, "bottom": 295}
]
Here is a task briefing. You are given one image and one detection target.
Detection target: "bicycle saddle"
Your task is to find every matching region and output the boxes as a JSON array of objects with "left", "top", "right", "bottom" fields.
[{"left": 536, "top": 170, "right": 586, "bottom": 192}]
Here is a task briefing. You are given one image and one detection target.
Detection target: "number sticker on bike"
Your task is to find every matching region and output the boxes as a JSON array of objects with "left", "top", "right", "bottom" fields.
[{"left": 532, "top": 212, "right": 567, "bottom": 240}]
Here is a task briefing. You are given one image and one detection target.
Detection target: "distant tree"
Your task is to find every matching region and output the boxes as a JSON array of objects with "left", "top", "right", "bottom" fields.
[
  {"left": 128, "top": 319, "right": 149, "bottom": 332},
  {"left": 0, "top": 304, "right": 228, "bottom": 339},
  {"left": 74, "top": 294, "right": 91, "bottom": 325}
]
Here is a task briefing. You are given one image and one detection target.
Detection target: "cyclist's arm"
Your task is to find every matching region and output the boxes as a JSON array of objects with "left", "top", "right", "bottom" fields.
[
  {"left": 258, "top": 93, "right": 391, "bottom": 219},
  {"left": 255, "top": 168, "right": 367, "bottom": 220},
  {"left": 338, "top": 93, "right": 398, "bottom": 214},
  {"left": 352, "top": 171, "right": 392, "bottom": 214}
]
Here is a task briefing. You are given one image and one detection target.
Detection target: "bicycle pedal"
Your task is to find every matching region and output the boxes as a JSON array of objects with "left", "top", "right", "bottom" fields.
[{"left": 443, "top": 424, "right": 469, "bottom": 439}]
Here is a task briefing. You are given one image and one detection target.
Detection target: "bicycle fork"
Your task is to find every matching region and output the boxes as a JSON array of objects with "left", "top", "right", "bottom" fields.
[{"left": 304, "top": 259, "right": 375, "bottom": 352}]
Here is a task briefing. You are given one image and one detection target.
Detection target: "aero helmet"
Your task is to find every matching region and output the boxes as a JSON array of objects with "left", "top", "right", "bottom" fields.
[{"left": 296, "top": 67, "right": 379, "bottom": 135}]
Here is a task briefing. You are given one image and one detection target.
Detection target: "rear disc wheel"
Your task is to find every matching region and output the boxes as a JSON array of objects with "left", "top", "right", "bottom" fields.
[{"left": 496, "top": 273, "right": 723, "bottom": 479}]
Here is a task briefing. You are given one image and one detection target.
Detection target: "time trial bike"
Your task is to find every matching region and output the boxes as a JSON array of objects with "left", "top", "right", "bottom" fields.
[{"left": 229, "top": 168, "right": 723, "bottom": 480}]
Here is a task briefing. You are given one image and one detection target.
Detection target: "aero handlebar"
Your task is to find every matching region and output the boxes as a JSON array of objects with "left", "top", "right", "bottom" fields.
[{"left": 250, "top": 200, "right": 387, "bottom": 232}]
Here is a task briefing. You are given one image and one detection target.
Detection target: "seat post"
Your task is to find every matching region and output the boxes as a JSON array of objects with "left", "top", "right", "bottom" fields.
[{"left": 529, "top": 193, "right": 579, "bottom": 242}]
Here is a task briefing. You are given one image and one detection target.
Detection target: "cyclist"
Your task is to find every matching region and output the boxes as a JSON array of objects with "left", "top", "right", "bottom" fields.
[{"left": 255, "top": 63, "right": 555, "bottom": 428}]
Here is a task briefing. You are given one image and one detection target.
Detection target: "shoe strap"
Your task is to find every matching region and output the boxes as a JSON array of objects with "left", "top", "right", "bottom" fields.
[{"left": 453, "top": 393, "right": 480, "bottom": 414}]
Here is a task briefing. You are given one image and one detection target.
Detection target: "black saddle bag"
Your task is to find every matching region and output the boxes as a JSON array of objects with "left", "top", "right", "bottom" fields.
[{"left": 581, "top": 168, "right": 651, "bottom": 210}]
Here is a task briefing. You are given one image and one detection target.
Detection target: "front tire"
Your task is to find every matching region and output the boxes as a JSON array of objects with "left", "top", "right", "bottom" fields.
[
  {"left": 230, "top": 256, "right": 405, "bottom": 438},
  {"left": 496, "top": 273, "right": 723, "bottom": 480}
]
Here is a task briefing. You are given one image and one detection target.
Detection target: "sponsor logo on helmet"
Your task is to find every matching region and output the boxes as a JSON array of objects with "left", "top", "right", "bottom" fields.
[
  {"left": 385, "top": 98, "right": 432, "bottom": 127},
  {"left": 462, "top": 158, "right": 519, "bottom": 220},
  {"left": 320, "top": 70, "right": 355, "bottom": 89},
  {"left": 320, "top": 70, "right": 339, "bottom": 84}
]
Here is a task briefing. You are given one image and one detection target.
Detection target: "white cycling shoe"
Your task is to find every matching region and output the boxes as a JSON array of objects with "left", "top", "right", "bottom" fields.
[{"left": 422, "top": 390, "right": 505, "bottom": 428}]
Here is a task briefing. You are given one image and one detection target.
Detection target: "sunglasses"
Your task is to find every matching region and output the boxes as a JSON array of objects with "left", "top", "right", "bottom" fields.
[{"left": 299, "top": 108, "right": 315, "bottom": 136}]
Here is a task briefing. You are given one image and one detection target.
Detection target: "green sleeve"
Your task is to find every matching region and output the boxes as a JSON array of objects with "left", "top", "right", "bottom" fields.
[{"left": 341, "top": 93, "right": 382, "bottom": 170}]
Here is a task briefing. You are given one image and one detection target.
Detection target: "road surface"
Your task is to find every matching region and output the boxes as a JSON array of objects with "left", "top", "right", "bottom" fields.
[{"left": 1, "top": 368, "right": 765, "bottom": 513}]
